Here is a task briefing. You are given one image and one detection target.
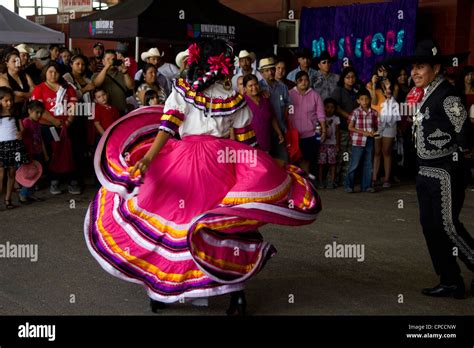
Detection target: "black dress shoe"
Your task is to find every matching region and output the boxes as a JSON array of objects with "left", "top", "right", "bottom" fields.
[
  {"left": 150, "top": 298, "right": 166, "bottom": 313},
  {"left": 226, "top": 290, "right": 247, "bottom": 316},
  {"left": 422, "top": 282, "right": 465, "bottom": 299}
]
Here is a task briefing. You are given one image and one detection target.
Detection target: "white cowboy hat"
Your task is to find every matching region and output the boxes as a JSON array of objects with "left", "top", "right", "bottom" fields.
[
  {"left": 258, "top": 57, "right": 276, "bottom": 71},
  {"left": 33, "top": 48, "right": 50, "bottom": 60},
  {"left": 175, "top": 49, "right": 189, "bottom": 68},
  {"left": 141, "top": 48, "right": 164, "bottom": 62},
  {"left": 15, "top": 44, "right": 34, "bottom": 55},
  {"left": 238, "top": 50, "right": 256, "bottom": 63}
]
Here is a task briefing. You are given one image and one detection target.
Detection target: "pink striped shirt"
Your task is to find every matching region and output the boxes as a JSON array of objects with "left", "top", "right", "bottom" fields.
[{"left": 288, "top": 87, "right": 326, "bottom": 138}]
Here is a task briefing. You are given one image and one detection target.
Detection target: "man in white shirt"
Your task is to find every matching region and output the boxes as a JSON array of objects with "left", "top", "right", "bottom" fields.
[
  {"left": 231, "top": 50, "right": 262, "bottom": 91},
  {"left": 135, "top": 48, "right": 177, "bottom": 96}
]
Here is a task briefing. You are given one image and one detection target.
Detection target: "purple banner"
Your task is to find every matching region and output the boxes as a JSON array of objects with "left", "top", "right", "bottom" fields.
[{"left": 300, "top": 0, "right": 418, "bottom": 82}]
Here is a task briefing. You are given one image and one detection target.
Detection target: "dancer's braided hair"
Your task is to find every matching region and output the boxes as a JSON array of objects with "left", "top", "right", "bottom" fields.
[{"left": 186, "top": 39, "right": 234, "bottom": 92}]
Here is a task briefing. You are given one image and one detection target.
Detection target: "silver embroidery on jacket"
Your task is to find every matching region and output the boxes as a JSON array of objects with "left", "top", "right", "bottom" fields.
[
  {"left": 443, "top": 96, "right": 467, "bottom": 133},
  {"left": 418, "top": 166, "right": 474, "bottom": 265},
  {"left": 427, "top": 129, "right": 452, "bottom": 149}
]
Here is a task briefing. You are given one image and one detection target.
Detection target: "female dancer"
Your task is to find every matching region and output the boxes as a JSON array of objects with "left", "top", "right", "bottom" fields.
[{"left": 84, "top": 39, "right": 321, "bottom": 315}]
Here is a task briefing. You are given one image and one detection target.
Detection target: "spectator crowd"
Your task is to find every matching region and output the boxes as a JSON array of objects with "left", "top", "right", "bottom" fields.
[{"left": 0, "top": 40, "right": 473, "bottom": 209}]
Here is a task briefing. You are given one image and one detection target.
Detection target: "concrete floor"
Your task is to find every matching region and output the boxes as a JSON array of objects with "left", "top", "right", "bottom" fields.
[{"left": 0, "top": 181, "right": 473, "bottom": 316}]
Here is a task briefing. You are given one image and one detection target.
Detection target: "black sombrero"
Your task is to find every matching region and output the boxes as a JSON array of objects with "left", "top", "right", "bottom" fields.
[{"left": 384, "top": 39, "right": 469, "bottom": 67}]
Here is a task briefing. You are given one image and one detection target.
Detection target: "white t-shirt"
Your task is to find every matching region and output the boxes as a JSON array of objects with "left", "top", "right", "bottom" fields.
[
  {"left": 0, "top": 117, "right": 18, "bottom": 142},
  {"left": 323, "top": 115, "right": 340, "bottom": 145}
]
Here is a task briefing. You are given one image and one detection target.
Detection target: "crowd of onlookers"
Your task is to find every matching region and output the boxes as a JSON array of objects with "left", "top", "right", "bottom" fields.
[
  {"left": 237, "top": 48, "right": 474, "bottom": 193},
  {"left": 0, "top": 41, "right": 473, "bottom": 209}
]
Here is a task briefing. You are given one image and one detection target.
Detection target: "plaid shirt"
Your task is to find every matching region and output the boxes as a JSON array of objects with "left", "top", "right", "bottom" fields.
[{"left": 349, "top": 107, "right": 378, "bottom": 147}]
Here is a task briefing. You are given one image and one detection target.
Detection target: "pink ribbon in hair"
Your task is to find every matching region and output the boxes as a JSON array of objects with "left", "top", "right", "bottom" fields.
[
  {"left": 187, "top": 43, "right": 200, "bottom": 65},
  {"left": 207, "top": 53, "right": 231, "bottom": 75}
]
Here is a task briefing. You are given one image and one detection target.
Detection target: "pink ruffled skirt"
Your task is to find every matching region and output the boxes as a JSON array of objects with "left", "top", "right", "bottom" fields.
[{"left": 84, "top": 105, "right": 321, "bottom": 302}]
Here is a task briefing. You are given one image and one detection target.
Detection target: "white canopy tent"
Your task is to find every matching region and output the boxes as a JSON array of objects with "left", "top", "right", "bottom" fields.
[{"left": 0, "top": 5, "right": 64, "bottom": 44}]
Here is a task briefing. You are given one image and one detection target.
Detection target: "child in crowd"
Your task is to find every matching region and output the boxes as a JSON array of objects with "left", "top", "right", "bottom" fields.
[
  {"left": 144, "top": 90, "right": 160, "bottom": 106},
  {"left": 344, "top": 89, "right": 378, "bottom": 193},
  {"left": 19, "top": 100, "right": 49, "bottom": 204},
  {"left": 0, "top": 87, "right": 28, "bottom": 209},
  {"left": 93, "top": 88, "right": 120, "bottom": 138},
  {"left": 318, "top": 98, "right": 340, "bottom": 189}
]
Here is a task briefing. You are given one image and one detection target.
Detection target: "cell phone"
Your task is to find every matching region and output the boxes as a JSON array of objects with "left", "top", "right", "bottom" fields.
[{"left": 113, "top": 59, "right": 123, "bottom": 67}]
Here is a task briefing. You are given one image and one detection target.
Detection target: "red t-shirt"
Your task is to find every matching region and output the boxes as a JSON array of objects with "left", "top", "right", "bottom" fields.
[
  {"left": 31, "top": 83, "right": 78, "bottom": 125},
  {"left": 94, "top": 103, "right": 120, "bottom": 131}
]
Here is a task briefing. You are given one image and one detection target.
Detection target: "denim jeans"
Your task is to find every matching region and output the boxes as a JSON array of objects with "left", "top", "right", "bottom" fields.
[{"left": 344, "top": 138, "right": 374, "bottom": 191}]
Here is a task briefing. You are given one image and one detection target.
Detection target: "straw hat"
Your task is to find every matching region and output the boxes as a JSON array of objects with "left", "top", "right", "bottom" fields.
[
  {"left": 258, "top": 57, "right": 276, "bottom": 71},
  {"left": 15, "top": 44, "right": 34, "bottom": 55}
]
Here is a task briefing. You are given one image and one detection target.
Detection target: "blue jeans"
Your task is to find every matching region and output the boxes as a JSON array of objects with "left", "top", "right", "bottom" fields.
[{"left": 344, "top": 138, "right": 374, "bottom": 191}]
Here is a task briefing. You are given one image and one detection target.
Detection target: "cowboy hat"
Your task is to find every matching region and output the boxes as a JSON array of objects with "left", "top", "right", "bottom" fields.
[
  {"left": 238, "top": 50, "right": 255, "bottom": 63},
  {"left": 258, "top": 57, "right": 276, "bottom": 71},
  {"left": 32, "top": 48, "right": 50, "bottom": 60},
  {"left": 384, "top": 39, "right": 470, "bottom": 66},
  {"left": 15, "top": 44, "right": 34, "bottom": 55},
  {"left": 175, "top": 49, "right": 189, "bottom": 68},
  {"left": 141, "top": 48, "right": 164, "bottom": 62},
  {"left": 16, "top": 161, "right": 43, "bottom": 188}
]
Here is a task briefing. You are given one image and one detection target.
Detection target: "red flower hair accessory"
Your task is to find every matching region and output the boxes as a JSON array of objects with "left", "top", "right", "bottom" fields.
[
  {"left": 187, "top": 43, "right": 200, "bottom": 66},
  {"left": 207, "top": 53, "right": 231, "bottom": 76}
]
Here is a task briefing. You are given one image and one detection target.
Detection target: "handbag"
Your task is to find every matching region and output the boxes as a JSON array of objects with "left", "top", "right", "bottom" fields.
[
  {"left": 49, "top": 127, "right": 75, "bottom": 173},
  {"left": 285, "top": 117, "right": 302, "bottom": 163}
]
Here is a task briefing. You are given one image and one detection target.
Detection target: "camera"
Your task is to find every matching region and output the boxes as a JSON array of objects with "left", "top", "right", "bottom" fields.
[{"left": 112, "top": 58, "right": 123, "bottom": 67}]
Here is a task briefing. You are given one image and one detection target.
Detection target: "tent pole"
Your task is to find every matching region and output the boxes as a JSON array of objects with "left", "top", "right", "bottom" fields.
[{"left": 135, "top": 37, "right": 140, "bottom": 62}]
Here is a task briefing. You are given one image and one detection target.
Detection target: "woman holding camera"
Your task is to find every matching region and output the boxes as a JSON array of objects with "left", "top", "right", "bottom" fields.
[{"left": 366, "top": 63, "right": 400, "bottom": 189}]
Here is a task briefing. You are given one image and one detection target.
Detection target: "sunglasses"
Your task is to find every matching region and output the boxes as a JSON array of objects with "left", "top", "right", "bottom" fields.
[{"left": 320, "top": 60, "right": 329, "bottom": 64}]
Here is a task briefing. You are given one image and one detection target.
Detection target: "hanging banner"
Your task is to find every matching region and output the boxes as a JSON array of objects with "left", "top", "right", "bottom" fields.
[
  {"left": 59, "top": 0, "right": 93, "bottom": 13},
  {"left": 300, "top": 0, "right": 417, "bottom": 82}
]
